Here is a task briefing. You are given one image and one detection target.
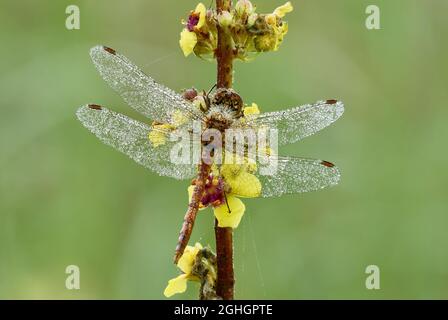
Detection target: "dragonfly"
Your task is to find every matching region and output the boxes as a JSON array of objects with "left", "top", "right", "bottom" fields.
[{"left": 76, "top": 45, "right": 344, "bottom": 263}]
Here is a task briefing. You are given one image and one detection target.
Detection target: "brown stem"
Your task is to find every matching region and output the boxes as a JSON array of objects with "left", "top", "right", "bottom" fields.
[
  {"left": 215, "top": 221, "right": 234, "bottom": 299},
  {"left": 216, "top": 0, "right": 234, "bottom": 89},
  {"left": 215, "top": 0, "right": 235, "bottom": 300}
]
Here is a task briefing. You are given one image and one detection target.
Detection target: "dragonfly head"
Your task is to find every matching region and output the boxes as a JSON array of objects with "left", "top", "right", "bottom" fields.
[{"left": 211, "top": 88, "right": 243, "bottom": 119}]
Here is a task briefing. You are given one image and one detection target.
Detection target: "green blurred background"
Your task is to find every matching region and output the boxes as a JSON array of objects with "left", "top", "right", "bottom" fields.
[{"left": 1, "top": 0, "right": 447, "bottom": 299}]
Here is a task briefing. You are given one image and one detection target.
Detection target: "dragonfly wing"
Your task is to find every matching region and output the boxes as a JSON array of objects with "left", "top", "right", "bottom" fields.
[
  {"left": 89, "top": 45, "right": 202, "bottom": 124},
  {"left": 76, "top": 104, "right": 197, "bottom": 180},
  {"left": 231, "top": 155, "right": 341, "bottom": 198},
  {"left": 244, "top": 100, "right": 344, "bottom": 146}
]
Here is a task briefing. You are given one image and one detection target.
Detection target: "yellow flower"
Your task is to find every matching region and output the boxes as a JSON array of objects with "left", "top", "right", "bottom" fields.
[
  {"left": 179, "top": 28, "right": 198, "bottom": 57},
  {"left": 177, "top": 243, "right": 202, "bottom": 275},
  {"left": 194, "top": 3, "right": 207, "bottom": 30},
  {"left": 265, "top": 14, "right": 277, "bottom": 26},
  {"left": 220, "top": 163, "right": 262, "bottom": 198},
  {"left": 243, "top": 103, "right": 261, "bottom": 116},
  {"left": 179, "top": 2, "right": 208, "bottom": 56},
  {"left": 215, "top": 163, "right": 261, "bottom": 228},
  {"left": 273, "top": 1, "right": 294, "bottom": 18},
  {"left": 254, "top": 34, "right": 278, "bottom": 52},
  {"left": 260, "top": 2, "right": 291, "bottom": 52},
  {"left": 172, "top": 110, "right": 189, "bottom": 126},
  {"left": 148, "top": 123, "right": 174, "bottom": 147},
  {"left": 164, "top": 274, "right": 188, "bottom": 297},
  {"left": 164, "top": 243, "right": 202, "bottom": 298},
  {"left": 273, "top": 22, "right": 289, "bottom": 51},
  {"left": 214, "top": 195, "right": 245, "bottom": 228}
]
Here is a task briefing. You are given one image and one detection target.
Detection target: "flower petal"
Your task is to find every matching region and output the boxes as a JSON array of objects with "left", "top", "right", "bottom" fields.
[
  {"left": 179, "top": 29, "right": 198, "bottom": 57},
  {"left": 195, "top": 3, "right": 207, "bottom": 29},
  {"left": 221, "top": 165, "right": 262, "bottom": 198},
  {"left": 164, "top": 274, "right": 188, "bottom": 297},
  {"left": 177, "top": 243, "right": 202, "bottom": 274},
  {"left": 232, "top": 172, "right": 262, "bottom": 198},
  {"left": 274, "top": 1, "right": 294, "bottom": 18},
  {"left": 148, "top": 123, "right": 173, "bottom": 147},
  {"left": 243, "top": 103, "right": 260, "bottom": 116},
  {"left": 172, "top": 110, "right": 189, "bottom": 126},
  {"left": 214, "top": 196, "right": 245, "bottom": 228},
  {"left": 265, "top": 13, "right": 277, "bottom": 26}
]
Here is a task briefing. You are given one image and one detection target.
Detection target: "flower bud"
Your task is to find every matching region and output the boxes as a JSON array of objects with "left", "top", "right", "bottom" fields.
[
  {"left": 218, "top": 11, "right": 233, "bottom": 27},
  {"left": 235, "top": 0, "right": 254, "bottom": 16},
  {"left": 247, "top": 13, "right": 258, "bottom": 27},
  {"left": 265, "top": 13, "right": 277, "bottom": 26}
]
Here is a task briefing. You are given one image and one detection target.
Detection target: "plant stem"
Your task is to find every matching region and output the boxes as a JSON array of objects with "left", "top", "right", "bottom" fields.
[
  {"left": 215, "top": 0, "right": 235, "bottom": 300},
  {"left": 215, "top": 220, "right": 234, "bottom": 299},
  {"left": 216, "top": 0, "right": 234, "bottom": 89}
]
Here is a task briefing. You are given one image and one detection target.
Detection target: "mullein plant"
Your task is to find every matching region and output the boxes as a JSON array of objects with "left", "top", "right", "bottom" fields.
[
  {"left": 165, "top": 0, "right": 294, "bottom": 299},
  {"left": 76, "top": 0, "right": 342, "bottom": 300}
]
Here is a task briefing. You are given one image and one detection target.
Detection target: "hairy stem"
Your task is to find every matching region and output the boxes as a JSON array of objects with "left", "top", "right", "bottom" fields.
[{"left": 215, "top": 0, "right": 235, "bottom": 300}]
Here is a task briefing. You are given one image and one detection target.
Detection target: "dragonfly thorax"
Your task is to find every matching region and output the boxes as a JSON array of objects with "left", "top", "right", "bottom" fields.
[
  {"left": 205, "top": 104, "right": 235, "bottom": 131},
  {"left": 211, "top": 88, "right": 243, "bottom": 119},
  {"left": 204, "top": 88, "right": 243, "bottom": 131}
]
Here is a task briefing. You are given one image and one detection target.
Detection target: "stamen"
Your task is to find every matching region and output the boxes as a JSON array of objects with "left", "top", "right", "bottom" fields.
[{"left": 224, "top": 191, "right": 232, "bottom": 214}]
